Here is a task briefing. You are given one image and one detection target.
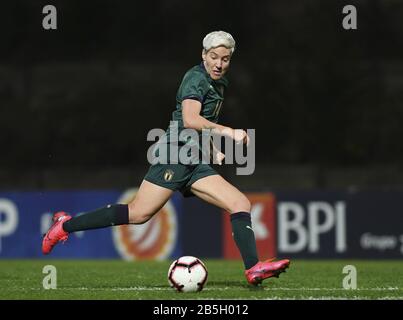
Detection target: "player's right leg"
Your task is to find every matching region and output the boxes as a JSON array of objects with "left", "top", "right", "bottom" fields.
[
  {"left": 42, "top": 180, "right": 173, "bottom": 254},
  {"left": 190, "top": 174, "right": 290, "bottom": 285}
]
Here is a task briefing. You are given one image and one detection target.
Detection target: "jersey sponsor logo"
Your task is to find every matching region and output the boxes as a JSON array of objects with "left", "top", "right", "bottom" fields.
[{"left": 112, "top": 188, "right": 178, "bottom": 260}]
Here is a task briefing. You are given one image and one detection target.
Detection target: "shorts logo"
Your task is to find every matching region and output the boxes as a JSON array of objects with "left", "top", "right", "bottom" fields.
[{"left": 164, "top": 169, "right": 174, "bottom": 182}]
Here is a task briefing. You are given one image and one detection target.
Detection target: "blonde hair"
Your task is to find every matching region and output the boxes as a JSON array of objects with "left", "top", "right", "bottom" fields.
[{"left": 202, "top": 31, "right": 236, "bottom": 54}]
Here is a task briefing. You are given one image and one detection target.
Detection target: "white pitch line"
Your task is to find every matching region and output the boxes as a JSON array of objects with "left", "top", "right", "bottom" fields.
[
  {"left": 259, "top": 296, "right": 403, "bottom": 300},
  {"left": 3, "top": 286, "right": 401, "bottom": 292},
  {"left": 267, "top": 287, "right": 400, "bottom": 291}
]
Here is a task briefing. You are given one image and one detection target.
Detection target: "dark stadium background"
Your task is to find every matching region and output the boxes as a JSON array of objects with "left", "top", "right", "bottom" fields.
[
  {"left": 1, "top": 1, "right": 403, "bottom": 303},
  {"left": 1, "top": 0, "right": 402, "bottom": 191}
]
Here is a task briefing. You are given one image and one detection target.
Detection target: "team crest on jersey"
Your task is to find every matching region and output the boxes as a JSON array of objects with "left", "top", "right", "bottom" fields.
[{"left": 164, "top": 169, "right": 174, "bottom": 182}]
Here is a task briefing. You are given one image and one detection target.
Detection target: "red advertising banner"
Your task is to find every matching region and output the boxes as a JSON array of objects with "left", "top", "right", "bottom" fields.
[{"left": 223, "top": 193, "right": 277, "bottom": 261}]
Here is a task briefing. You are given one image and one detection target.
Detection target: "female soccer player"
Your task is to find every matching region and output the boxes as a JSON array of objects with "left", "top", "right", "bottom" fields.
[{"left": 42, "top": 31, "right": 290, "bottom": 285}]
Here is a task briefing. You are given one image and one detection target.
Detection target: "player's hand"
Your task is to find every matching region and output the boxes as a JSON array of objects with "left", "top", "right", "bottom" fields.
[
  {"left": 215, "top": 152, "right": 225, "bottom": 165},
  {"left": 233, "top": 129, "right": 250, "bottom": 146}
]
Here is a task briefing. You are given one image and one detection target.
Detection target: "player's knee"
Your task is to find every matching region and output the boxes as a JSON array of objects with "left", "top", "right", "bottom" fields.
[
  {"left": 128, "top": 201, "right": 153, "bottom": 224},
  {"left": 229, "top": 195, "right": 251, "bottom": 213},
  {"left": 130, "top": 214, "right": 151, "bottom": 224},
  {"left": 128, "top": 211, "right": 153, "bottom": 224}
]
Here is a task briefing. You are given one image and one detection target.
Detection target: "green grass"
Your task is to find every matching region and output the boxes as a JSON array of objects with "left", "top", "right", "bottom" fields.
[{"left": 0, "top": 259, "right": 402, "bottom": 300}]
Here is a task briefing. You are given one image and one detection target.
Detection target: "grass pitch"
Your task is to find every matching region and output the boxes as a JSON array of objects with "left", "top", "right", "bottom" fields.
[{"left": 0, "top": 259, "right": 402, "bottom": 300}]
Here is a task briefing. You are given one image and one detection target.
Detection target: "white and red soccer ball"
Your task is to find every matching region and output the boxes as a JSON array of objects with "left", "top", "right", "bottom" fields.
[{"left": 168, "top": 256, "right": 208, "bottom": 292}]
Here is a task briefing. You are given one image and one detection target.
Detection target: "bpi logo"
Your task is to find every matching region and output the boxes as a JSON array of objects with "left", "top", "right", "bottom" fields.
[
  {"left": 112, "top": 189, "right": 178, "bottom": 260},
  {"left": 278, "top": 201, "right": 347, "bottom": 253}
]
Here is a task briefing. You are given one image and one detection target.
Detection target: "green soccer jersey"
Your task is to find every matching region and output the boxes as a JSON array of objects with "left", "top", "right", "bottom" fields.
[
  {"left": 173, "top": 62, "right": 228, "bottom": 129},
  {"left": 155, "top": 63, "right": 228, "bottom": 163}
]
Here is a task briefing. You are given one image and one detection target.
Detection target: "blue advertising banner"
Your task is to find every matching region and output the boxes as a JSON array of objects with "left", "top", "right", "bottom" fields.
[
  {"left": 1, "top": 189, "right": 402, "bottom": 259},
  {"left": 0, "top": 190, "right": 183, "bottom": 259},
  {"left": 275, "top": 190, "right": 403, "bottom": 259},
  {"left": 182, "top": 189, "right": 403, "bottom": 260}
]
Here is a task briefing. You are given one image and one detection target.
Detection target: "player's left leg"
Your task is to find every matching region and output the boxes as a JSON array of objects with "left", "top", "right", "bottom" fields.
[
  {"left": 42, "top": 202, "right": 131, "bottom": 255},
  {"left": 42, "top": 179, "right": 174, "bottom": 255},
  {"left": 190, "top": 174, "right": 290, "bottom": 285}
]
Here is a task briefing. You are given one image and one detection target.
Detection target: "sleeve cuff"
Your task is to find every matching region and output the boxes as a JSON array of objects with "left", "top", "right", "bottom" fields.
[{"left": 181, "top": 95, "right": 203, "bottom": 103}]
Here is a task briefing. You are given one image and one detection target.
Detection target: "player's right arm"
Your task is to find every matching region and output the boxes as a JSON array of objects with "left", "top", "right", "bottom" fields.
[{"left": 182, "top": 99, "right": 249, "bottom": 145}]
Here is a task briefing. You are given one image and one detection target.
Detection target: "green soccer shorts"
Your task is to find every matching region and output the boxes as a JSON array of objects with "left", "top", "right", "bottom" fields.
[{"left": 144, "top": 163, "right": 218, "bottom": 197}]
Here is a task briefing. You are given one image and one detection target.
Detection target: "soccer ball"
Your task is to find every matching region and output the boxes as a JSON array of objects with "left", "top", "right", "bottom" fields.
[{"left": 168, "top": 256, "right": 208, "bottom": 292}]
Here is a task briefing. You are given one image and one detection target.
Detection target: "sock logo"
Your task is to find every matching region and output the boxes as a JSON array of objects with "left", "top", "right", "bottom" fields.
[{"left": 246, "top": 225, "right": 253, "bottom": 231}]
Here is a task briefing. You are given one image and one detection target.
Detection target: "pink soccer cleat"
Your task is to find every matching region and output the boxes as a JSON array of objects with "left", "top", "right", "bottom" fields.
[
  {"left": 42, "top": 211, "right": 72, "bottom": 255},
  {"left": 245, "top": 258, "right": 290, "bottom": 285}
]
